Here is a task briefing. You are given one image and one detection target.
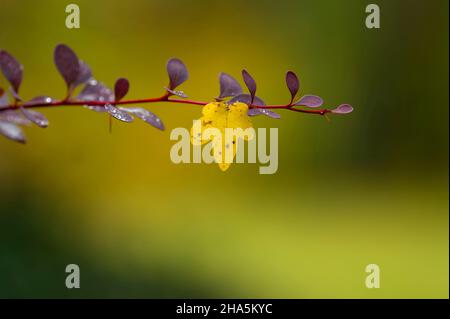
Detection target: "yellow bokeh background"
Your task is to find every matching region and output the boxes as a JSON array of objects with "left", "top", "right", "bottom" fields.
[{"left": 0, "top": 0, "right": 448, "bottom": 298}]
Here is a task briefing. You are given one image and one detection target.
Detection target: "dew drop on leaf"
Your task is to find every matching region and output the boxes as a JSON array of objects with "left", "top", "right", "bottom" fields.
[
  {"left": 78, "top": 80, "right": 114, "bottom": 106},
  {"left": 165, "top": 87, "right": 188, "bottom": 98},
  {"left": 0, "top": 110, "right": 31, "bottom": 126},
  {"left": 105, "top": 104, "right": 134, "bottom": 122},
  {"left": 120, "top": 107, "right": 164, "bottom": 130},
  {"left": 20, "top": 107, "right": 49, "bottom": 128},
  {"left": 23, "top": 96, "right": 54, "bottom": 106},
  {"left": 228, "top": 94, "right": 265, "bottom": 106},
  {"left": 73, "top": 60, "right": 92, "bottom": 87},
  {"left": 248, "top": 108, "right": 281, "bottom": 119}
]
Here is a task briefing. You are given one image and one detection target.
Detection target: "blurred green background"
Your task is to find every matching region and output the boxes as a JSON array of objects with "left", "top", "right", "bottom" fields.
[{"left": 0, "top": 0, "right": 448, "bottom": 298}]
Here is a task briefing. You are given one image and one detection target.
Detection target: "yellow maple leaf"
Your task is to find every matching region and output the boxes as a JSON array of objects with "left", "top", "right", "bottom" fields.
[{"left": 190, "top": 102, "right": 254, "bottom": 171}]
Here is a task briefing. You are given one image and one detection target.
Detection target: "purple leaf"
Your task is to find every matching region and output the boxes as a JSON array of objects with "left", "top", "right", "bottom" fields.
[
  {"left": 295, "top": 95, "right": 323, "bottom": 108},
  {"left": 0, "top": 50, "right": 23, "bottom": 94},
  {"left": 0, "top": 120, "right": 26, "bottom": 143},
  {"left": 219, "top": 72, "right": 242, "bottom": 98},
  {"left": 78, "top": 79, "right": 114, "bottom": 103},
  {"left": 241, "top": 69, "right": 257, "bottom": 102},
  {"left": 0, "top": 88, "right": 9, "bottom": 108},
  {"left": 20, "top": 107, "right": 49, "bottom": 128},
  {"left": 167, "top": 58, "right": 188, "bottom": 90},
  {"left": 0, "top": 110, "right": 31, "bottom": 126},
  {"left": 114, "top": 78, "right": 129, "bottom": 101},
  {"left": 73, "top": 60, "right": 92, "bottom": 87},
  {"left": 9, "top": 87, "right": 22, "bottom": 101},
  {"left": 165, "top": 87, "right": 188, "bottom": 98},
  {"left": 247, "top": 108, "right": 281, "bottom": 119},
  {"left": 54, "top": 44, "right": 80, "bottom": 88},
  {"left": 23, "top": 96, "right": 54, "bottom": 106},
  {"left": 228, "top": 94, "right": 265, "bottom": 106},
  {"left": 286, "top": 71, "right": 300, "bottom": 101},
  {"left": 331, "top": 104, "right": 354, "bottom": 114},
  {"left": 84, "top": 105, "right": 107, "bottom": 112},
  {"left": 120, "top": 107, "right": 164, "bottom": 130},
  {"left": 105, "top": 104, "right": 133, "bottom": 122}
]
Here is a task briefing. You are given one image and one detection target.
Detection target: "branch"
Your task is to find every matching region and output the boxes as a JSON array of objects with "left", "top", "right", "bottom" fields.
[
  {"left": 1, "top": 44, "right": 353, "bottom": 144},
  {"left": 0, "top": 95, "right": 332, "bottom": 116}
]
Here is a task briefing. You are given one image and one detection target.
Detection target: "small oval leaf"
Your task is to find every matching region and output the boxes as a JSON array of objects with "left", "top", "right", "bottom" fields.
[
  {"left": 167, "top": 58, "right": 188, "bottom": 90},
  {"left": 219, "top": 72, "right": 242, "bottom": 98},
  {"left": 105, "top": 104, "right": 133, "bottom": 122},
  {"left": 295, "top": 95, "right": 324, "bottom": 108},
  {"left": 9, "top": 87, "right": 22, "bottom": 101},
  {"left": 331, "top": 104, "right": 354, "bottom": 114},
  {"left": 23, "top": 96, "right": 54, "bottom": 106},
  {"left": 0, "top": 88, "right": 9, "bottom": 108},
  {"left": 54, "top": 44, "right": 80, "bottom": 88},
  {"left": 286, "top": 71, "right": 300, "bottom": 101},
  {"left": 165, "top": 87, "right": 188, "bottom": 98},
  {"left": 0, "top": 50, "right": 23, "bottom": 94},
  {"left": 20, "top": 107, "right": 49, "bottom": 128},
  {"left": 73, "top": 60, "right": 92, "bottom": 87},
  {"left": 241, "top": 69, "right": 257, "bottom": 102},
  {"left": 0, "top": 110, "right": 31, "bottom": 126},
  {"left": 228, "top": 94, "right": 265, "bottom": 106},
  {"left": 78, "top": 79, "right": 114, "bottom": 103},
  {"left": 84, "top": 105, "right": 106, "bottom": 112},
  {"left": 248, "top": 108, "right": 281, "bottom": 119},
  {"left": 0, "top": 120, "right": 26, "bottom": 143},
  {"left": 114, "top": 78, "right": 129, "bottom": 101},
  {"left": 120, "top": 107, "right": 164, "bottom": 130}
]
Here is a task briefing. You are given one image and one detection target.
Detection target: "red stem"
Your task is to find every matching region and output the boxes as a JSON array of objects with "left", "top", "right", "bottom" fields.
[{"left": 0, "top": 94, "right": 331, "bottom": 116}]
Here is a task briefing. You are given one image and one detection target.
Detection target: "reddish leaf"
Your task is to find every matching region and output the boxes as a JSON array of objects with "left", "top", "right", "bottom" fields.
[
  {"left": 295, "top": 95, "right": 323, "bottom": 108},
  {"left": 167, "top": 58, "right": 188, "bottom": 90},
  {"left": 0, "top": 110, "right": 31, "bottom": 126},
  {"left": 248, "top": 108, "right": 281, "bottom": 119},
  {"left": 121, "top": 107, "right": 165, "bottom": 130},
  {"left": 78, "top": 80, "right": 114, "bottom": 103},
  {"left": 228, "top": 94, "right": 265, "bottom": 106},
  {"left": 0, "top": 88, "right": 9, "bottom": 108},
  {"left": 331, "top": 104, "right": 354, "bottom": 114},
  {"left": 23, "top": 96, "right": 54, "bottom": 106},
  {"left": 286, "top": 71, "right": 300, "bottom": 101},
  {"left": 241, "top": 69, "right": 257, "bottom": 102},
  {"left": 165, "top": 87, "right": 188, "bottom": 98},
  {"left": 74, "top": 60, "right": 92, "bottom": 87},
  {"left": 114, "top": 78, "right": 130, "bottom": 101},
  {"left": 54, "top": 44, "right": 80, "bottom": 88},
  {"left": 0, "top": 50, "right": 23, "bottom": 93},
  {"left": 105, "top": 104, "right": 133, "bottom": 122},
  {"left": 219, "top": 72, "right": 242, "bottom": 98},
  {"left": 20, "top": 107, "right": 49, "bottom": 128}
]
